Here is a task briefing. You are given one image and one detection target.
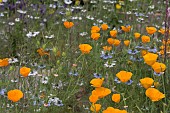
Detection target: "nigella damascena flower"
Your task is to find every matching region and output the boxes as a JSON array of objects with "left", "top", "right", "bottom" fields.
[
  {"left": 100, "top": 51, "right": 113, "bottom": 60},
  {"left": 127, "top": 49, "right": 140, "bottom": 55},
  {"left": 93, "top": 73, "right": 102, "bottom": 78}
]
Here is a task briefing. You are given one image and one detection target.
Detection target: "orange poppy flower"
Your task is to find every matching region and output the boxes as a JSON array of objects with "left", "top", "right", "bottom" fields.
[
  {"left": 124, "top": 40, "right": 130, "bottom": 46},
  {"left": 145, "top": 88, "right": 165, "bottom": 102},
  {"left": 91, "top": 26, "right": 100, "bottom": 33},
  {"left": 37, "top": 48, "right": 50, "bottom": 56},
  {"left": 79, "top": 44, "right": 92, "bottom": 54},
  {"left": 158, "top": 28, "right": 165, "bottom": 34},
  {"left": 103, "top": 107, "right": 128, "bottom": 113},
  {"left": 92, "top": 87, "right": 111, "bottom": 98},
  {"left": 90, "top": 103, "right": 101, "bottom": 113},
  {"left": 116, "top": 71, "right": 132, "bottom": 83},
  {"left": 91, "top": 33, "right": 100, "bottom": 40},
  {"left": 141, "top": 35, "right": 150, "bottom": 43},
  {"left": 151, "top": 62, "right": 166, "bottom": 73},
  {"left": 113, "top": 39, "right": 121, "bottom": 46},
  {"left": 140, "top": 77, "right": 154, "bottom": 89},
  {"left": 134, "top": 32, "right": 141, "bottom": 39},
  {"left": 146, "top": 27, "right": 157, "bottom": 35},
  {"left": 101, "top": 24, "right": 108, "bottom": 31},
  {"left": 90, "top": 78, "right": 104, "bottom": 87},
  {"left": 63, "top": 21, "right": 74, "bottom": 29},
  {"left": 107, "top": 38, "right": 114, "bottom": 45},
  {"left": 20, "top": 67, "right": 31, "bottom": 77},
  {"left": 143, "top": 52, "right": 158, "bottom": 66},
  {"left": 121, "top": 26, "right": 131, "bottom": 32},
  {"left": 89, "top": 94, "right": 98, "bottom": 103},
  {"left": 7, "top": 89, "right": 23, "bottom": 102},
  {"left": 103, "top": 46, "right": 112, "bottom": 51},
  {"left": 0, "top": 58, "right": 9, "bottom": 67},
  {"left": 112, "top": 94, "right": 121, "bottom": 103},
  {"left": 141, "top": 50, "right": 148, "bottom": 56},
  {"left": 110, "top": 30, "right": 117, "bottom": 38}
]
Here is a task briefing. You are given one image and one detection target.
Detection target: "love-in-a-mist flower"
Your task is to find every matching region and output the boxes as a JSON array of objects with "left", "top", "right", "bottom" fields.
[
  {"left": 20, "top": 67, "right": 31, "bottom": 77},
  {"left": 151, "top": 62, "right": 166, "bottom": 73},
  {"left": 141, "top": 35, "right": 150, "bottom": 43},
  {"left": 140, "top": 77, "right": 154, "bottom": 89},
  {"left": 146, "top": 27, "right": 157, "bottom": 35},
  {"left": 79, "top": 44, "right": 92, "bottom": 54},
  {"left": 63, "top": 21, "right": 74, "bottom": 28},
  {"left": 112, "top": 94, "right": 121, "bottom": 103},
  {"left": 7, "top": 89, "right": 23, "bottom": 102},
  {"left": 0, "top": 58, "right": 9, "bottom": 67},
  {"left": 134, "top": 32, "right": 141, "bottom": 39},
  {"left": 143, "top": 52, "right": 158, "bottom": 66},
  {"left": 90, "top": 78, "right": 104, "bottom": 87},
  {"left": 145, "top": 88, "right": 165, "bottom": 102},
  {"left": 116, "top": 71, "right": 132, "bottom": 83}
]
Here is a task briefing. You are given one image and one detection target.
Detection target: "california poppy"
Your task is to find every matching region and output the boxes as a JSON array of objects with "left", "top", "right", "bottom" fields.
[
  {"left": 143, "top": 52, "right": 158, "bottom": 66},
  {"left": 140, "top": 77, "right": 154, "bottom": 89},
  {"left": 151, "top": 62, "right": 166, "bottom": 73},
  {"left": 79, "top": 44, "right": 92, "bottom": 54},
  {"left": 107, "top": 38, "right": 114, "bottom": 45},
  {"left": 116, "top": 71, "right": 132, "bottom": 83},
  {"left": 0, "top": 58, "right": 9, "bottom": 67},
  {"left": 90, "top": 78, "right": 104, "bottom": 87},
  {"left": 64, "top": 21, "right": 74, "bottom": 29},
  {"left": 92, "top": 87, "right": 111, "bottom": 98},
  {"left": 20, "top": 67, "right": 31, "bottom": 77},
  {"left": 101, "top": 24, "right": 108, "bottom": 31},
  {"left": 112, "top": 94, "right": 121, "bottom": 103},
  {"left": 7, "top": 89, "right": 23, "bottom": 102},
  {"left": 91, "top": 26, "right": 100, "bottom": 33},
  {"left": 124, "top": 40, "right": 130, "bottom": 46},
  {"left": 134, "top": 32, "right": 141, "bottom": 39},
  {"left": 90, "top": 103, "right": 101, "bottom": 113},
  {"left": 141, "top": 35, "right": 150, "bottom": 43},
  {"left": 146, "top": 27, "right": 157, "bottom": 35},
  {"left": 110, "top": 30, "right": 117, "bottom": 38},
  {"left": 91, "top": 33, "right": 100, "bottom": 40},
  {"left": 121, "top": 26, "right": 131, "bottom": 32},
  {"left": 103, "top": 107, "right": 128, "bottom": 113},
  {"left": 145, "top": 88, "right": 165, "bottom": 102}
]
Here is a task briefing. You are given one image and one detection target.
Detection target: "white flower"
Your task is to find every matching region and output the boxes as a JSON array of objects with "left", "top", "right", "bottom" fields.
[
  {"left": 17, "top": 10, "right": 27, "bottom": 14},
  {"left": 64, "top": 0, "right": 72, "bottom": 5}
]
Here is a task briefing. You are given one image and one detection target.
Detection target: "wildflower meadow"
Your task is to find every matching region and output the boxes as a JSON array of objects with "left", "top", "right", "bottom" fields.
[{"left": 0, "top": 0, "right": 170, "bottom": 113}]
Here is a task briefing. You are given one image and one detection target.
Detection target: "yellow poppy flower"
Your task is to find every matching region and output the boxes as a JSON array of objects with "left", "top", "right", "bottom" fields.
[
  {"left": 143, "top": 52, "right": 158, "bottom": 66},
  {"left": 146, "top": 27, "right": 157, "bottom": 35},
  {"left": 79, "top": 44, "right": 92, "bottom": 54},
  {"left": 7, "top": 89, "right": 23, "bottom": 102},
  {"left": 112, "top": 94, "right": 121, "bottom": 103},
  {"left": 145, "top": 88, "right": 165, "bottom": 102},
  {"left": 140, "top": 77, "right": 154, "bottom": 89},
  {"left": 20, "top": 67, "right": 31, "bottom": 77},
  {"left": 116, "top": 71, "right": 132, "bottom": 83},
  {"left": 151, "top": 62, "right": 166, "bottom": 73}
]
